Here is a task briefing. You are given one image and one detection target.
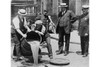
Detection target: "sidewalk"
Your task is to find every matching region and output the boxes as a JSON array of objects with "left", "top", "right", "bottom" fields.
[{"left": 11, "top": 31, "right": 89, "bottom": 67}]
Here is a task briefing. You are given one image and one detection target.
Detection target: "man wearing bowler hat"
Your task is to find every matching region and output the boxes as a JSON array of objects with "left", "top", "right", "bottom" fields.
[
  {"left": 12, "top": 9, "right": 31, "bottom": 61},
  {"left": 56, "top": 3, "right": 76, "bottom": 56},
  {"left": 78, "top": 5, "right": 89, "bottom": 57}
]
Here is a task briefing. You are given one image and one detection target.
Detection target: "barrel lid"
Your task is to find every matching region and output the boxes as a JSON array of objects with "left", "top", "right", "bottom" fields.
[{"left": 49, "top": 58, "right": 70, "bottom": 65}]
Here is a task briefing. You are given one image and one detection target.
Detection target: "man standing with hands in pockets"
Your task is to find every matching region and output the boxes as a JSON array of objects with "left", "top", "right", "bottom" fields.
[{"left": 56, "top": 4, "right": 76, "bottom": 56}]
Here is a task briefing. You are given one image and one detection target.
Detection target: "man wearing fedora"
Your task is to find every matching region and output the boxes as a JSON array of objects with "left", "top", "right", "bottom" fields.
[
  {"left": 78, "top": 5, "right": 89, "bottom": 57},
  {"left": 56, "top": 6, "right": 67, "bottom": 52},
  {"left": 12, "top": 9, "right": 31, "bottom": 61},
  {"left": 56, "top": 4, "right": 76, "bottom": 56}
]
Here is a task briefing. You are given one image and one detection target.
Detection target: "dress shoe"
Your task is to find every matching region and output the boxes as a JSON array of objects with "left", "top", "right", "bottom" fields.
[
  {"left": 38, "top": 59, "right": 43, "bottom": 63},
  {"left": 13, "top": 56, "right": 25, "bottom": 62},
  {"left": 22, "top": 58, "right": 43, "bottom": 64},
  {"left": 64, "top": 51, "right": 69, "bottom": 56},
  {"left": 83, "top": 53, "right": 88, "bottom": 57},
  {"left": 56, "top": 50, "right": 63, "bottom": 55},
  {"left": 49, "top": 54, "right": 53, "bottom": 59},
  {"left": 81, "top": 53, "right": 85, "bottom": 55},
  {"left": 49, "top": 55, "right": 53, "bottom": 59},
  {"left": 56, "top": 46, "right": 63, "bottom": 55},
  {"left": 56, "top": 50, "right": 60, "bottom": 52}
]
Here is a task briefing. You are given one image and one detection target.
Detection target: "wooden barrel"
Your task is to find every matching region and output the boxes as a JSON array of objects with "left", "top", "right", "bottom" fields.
[{"left": 21, "top": 31, "right": 42, "bottom": 56}]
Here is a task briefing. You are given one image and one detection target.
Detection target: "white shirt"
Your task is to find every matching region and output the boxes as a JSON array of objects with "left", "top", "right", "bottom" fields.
[
  {"left": 12, "top": 16, "right": 28, "bottom": 29},
  {"left": 12, "top": 16, "right": 20, "bottom": 29},
  {"left": 41, "top": 25, "right": 46, "bottom": 33}
]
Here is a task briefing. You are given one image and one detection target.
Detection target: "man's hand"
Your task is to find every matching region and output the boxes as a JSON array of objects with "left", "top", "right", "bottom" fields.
[
  {"left": 22, "top": 34, "right": 27, "bottom": 38},
  {"left": 35, "top": 30, "right": 39, "bottom": 33},
  {"left": 27, "top": 29, "right": 31, "bottom": 32},
  {"left": 35, "top": 30, "right": 44, "bottom": 35},
  {"left": 85, "top": 33, "right": 88, "bottom": 36}
]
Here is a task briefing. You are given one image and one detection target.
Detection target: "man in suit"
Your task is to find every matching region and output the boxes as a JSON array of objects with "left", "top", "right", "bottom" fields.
[
  {"left": 56, "top": 6, "right": 76, "bottom": 56},
  {"left": 78, "top": 5, "right": 89, "bottom": 57},
  {"left": 56, "top": 6, "right": 66, "bottom": 52}
]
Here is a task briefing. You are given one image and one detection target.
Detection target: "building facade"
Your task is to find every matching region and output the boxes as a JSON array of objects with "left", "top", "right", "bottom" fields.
[{"left": 11, "top": 0, "right": 89, "bottom": 16}]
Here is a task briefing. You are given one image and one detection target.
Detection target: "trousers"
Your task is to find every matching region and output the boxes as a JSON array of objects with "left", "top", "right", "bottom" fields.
[
  {"left": 13, "top": 30, "right": 22, "bottom": 57},
  {"left": 58, "top": 27, "right": 70, "bottom": 52},
  {"left": 80, "top": 35, "right": 89, "bottom": 55}
]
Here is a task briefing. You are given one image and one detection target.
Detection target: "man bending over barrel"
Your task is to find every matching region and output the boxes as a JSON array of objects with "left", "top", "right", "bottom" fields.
[
  {"left": 12, "top": 9, "right": 31, "bottom": 61},
  {"left": 12, "top": 9, "right": 43, "bottom": 65},
  {"left": 31, "top": 17, "right": 53, "bottom": 59}
]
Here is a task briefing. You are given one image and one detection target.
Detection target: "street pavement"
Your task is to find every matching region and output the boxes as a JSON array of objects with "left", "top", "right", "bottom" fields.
[{"left": 11, "top": 30, "right": 89, "bottom": 67}]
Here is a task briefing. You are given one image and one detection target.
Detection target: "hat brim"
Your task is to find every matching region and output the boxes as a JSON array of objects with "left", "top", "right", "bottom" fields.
[
  {"left": 18, "top": 11, "right": 27, "bottom": 15},
  {"left": 35, "top": 20, "right": 43, "bottom": 24},
  {"left": 82, "top": 5, "right": 89, "bottom": 9},
  {"left": 82, "top": 7, "right": 89, "bottom": 9},
  {"left": 58, "top": 5, "right": 68, "bottom": 7}
]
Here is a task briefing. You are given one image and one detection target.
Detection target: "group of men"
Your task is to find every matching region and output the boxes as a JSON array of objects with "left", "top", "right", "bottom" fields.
[
  {"left": 56, "top": 5, "right": 89, "bottom": 57},
  {"left": 12, "top": 9, "right": 54, "bottom": 63},
  {"left": 11, "top": 4, "right": 89, "bottom": 64}
]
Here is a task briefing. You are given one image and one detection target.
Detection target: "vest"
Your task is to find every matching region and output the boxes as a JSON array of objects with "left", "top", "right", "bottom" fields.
[
  {"left": 18, "top": 17, "right": 27, "bottom": 34},
  {"left": 43, "top": 15, "right": 50, "bottom": 32},
  {"left": 13, "top": 16, "right": 27, "bottom": 40},
  {"left": 35, "top": 25, "right": 42, "bottom": 32},
  {"left": 59, "top": 10, "right": 71, "bottom": 27}
]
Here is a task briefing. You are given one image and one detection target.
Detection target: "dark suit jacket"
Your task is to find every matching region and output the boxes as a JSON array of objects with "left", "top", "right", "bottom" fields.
[
  {"left": 78, "top": 13, "right": 89, "bottom": 36},
  {"left": 58, "top": 10, "right": 75, "bottom": 34}
]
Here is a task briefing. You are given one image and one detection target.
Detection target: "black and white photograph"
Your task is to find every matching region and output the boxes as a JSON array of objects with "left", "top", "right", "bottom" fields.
[{"left": 11, "top": 0, "right": 89, "bottom": 67}]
